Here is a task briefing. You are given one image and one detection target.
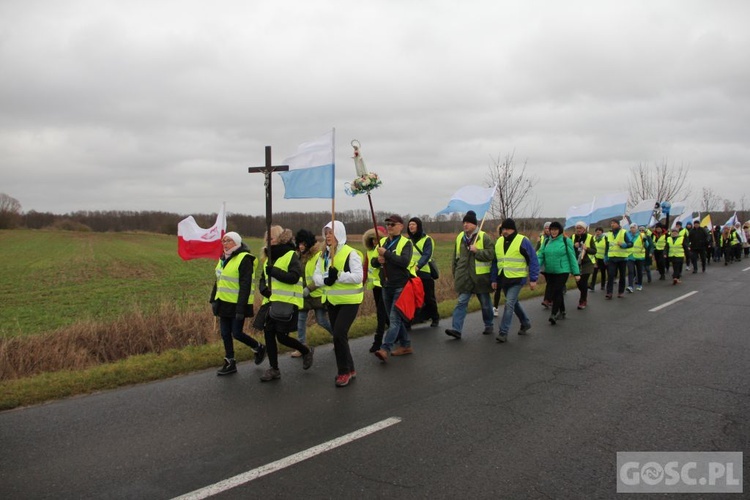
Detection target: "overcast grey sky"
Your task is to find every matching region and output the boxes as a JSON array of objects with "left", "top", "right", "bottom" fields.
[{"left": 1, "top": 0, "right": 748, "bottom": 219}]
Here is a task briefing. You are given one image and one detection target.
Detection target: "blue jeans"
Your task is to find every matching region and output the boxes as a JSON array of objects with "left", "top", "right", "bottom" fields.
[
  {"left": 498, "top": 283, "right": 530, "bottom": 335},
  {"left": 451, "top": 292, "right": 493, "bottom": 333},
  {"left": 381, "top": 286, "right": 409, "bottom": 352},
  {"left": 297, "top": 308, "right": 333, "bottom": 345}
]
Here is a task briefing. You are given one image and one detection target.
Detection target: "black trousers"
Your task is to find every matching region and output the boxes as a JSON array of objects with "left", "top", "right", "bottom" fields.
[
  {"left": 606, "top": 259, "right": 627, "bottom": 295},
  {"left": 653, "top": 250, "right": 666, "bottom": 277},
  {"left": 577, "top": 273, "right": 590, "bottom": 303},
  {"left": 264, "top": 314, "right": 309, "bottom": 370},
  {"left": 670, "top": 257, "right": 683, "bottom": 279},
  {"left": 546, "top": 273, "right": 569, "bottom": 315},
  {"left": 542, "top": 272, "right": 553, "bottom": 303},
  {"left": 327, "top": 303, "right": 358, "bottom": 375},
  {"left": 690, "top": 249, "right": 707, "bottom": 271},
  {"left": 591, "top": 258, "right": 607, "bottom": 289},
  {"left": 416, "top": 272, "right": 439, "bottom": 323}
]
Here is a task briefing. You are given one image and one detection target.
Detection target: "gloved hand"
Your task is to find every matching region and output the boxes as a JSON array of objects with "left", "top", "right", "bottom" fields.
[
  {"left": 211, "top": 301, "right": 219, "bottom": 316},
  {"left": 620, "top": 243, "right": 628, "bottom": 249},
  {"left": 266, "top": 264, "right": 277, "bottom": 279},
  {"left": 259, "top": 283, "right": 271, "bottom": 298},
  {"left": 303, "top": 287, "right": 310, "bottom": 297},
  {"left": 324, "top": 267, "right": 339, "bottom": 286},
  {"left": 235, "top": 313, "right": 245, "bottom": 322}
]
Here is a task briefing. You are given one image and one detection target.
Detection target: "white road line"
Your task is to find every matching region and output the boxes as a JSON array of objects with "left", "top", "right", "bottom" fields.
[
  {"left": 743, "top": 266, "right": 750, "bottom": 272},
  {"left": 172, "top": 416, "right": 402, "bottom": 500},
  {"left": 649, "top": 291, "right": 699, "bottom": 312}
]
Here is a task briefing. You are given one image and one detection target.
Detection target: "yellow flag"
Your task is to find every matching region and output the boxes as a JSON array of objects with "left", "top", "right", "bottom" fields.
[{"left": 700, "top": 214, "right": 712, "bottom": 230}]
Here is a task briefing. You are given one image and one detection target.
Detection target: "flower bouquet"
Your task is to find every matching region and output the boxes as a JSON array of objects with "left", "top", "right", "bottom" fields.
[{"left": 346, "top": 172, "right": 382, "bottom": 196}]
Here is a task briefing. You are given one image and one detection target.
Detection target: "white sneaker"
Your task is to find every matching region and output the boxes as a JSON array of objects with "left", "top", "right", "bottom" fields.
[
  {"left": 493, "top": 307, "right": 499, "bottom": 317},
  {"left": 290, "top": 350, "right": 302, "bottom": 358}
]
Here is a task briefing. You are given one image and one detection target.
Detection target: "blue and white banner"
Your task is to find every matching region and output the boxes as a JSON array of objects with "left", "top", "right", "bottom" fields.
[
  {"left": 436, "top": 184, "right": 497, "bottom": 219},
  {"left": 564, "top": 192, "right": 627, "bottom": 228},
  {"left": 278, "top": 129, "right": 335, "bottom": 199}
]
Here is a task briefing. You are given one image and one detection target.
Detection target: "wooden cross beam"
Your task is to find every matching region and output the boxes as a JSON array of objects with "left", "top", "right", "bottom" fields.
[{"left": 248, "top": 146, "right": 289, "bottom": 267}]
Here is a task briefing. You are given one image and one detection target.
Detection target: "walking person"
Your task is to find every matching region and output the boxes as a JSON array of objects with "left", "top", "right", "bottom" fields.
[
  {"left": 590, "top": 227, "right": 608, "bottom": 291},
  {"left": 665, "top": 227, "right": 689, "bottom": 284},
  {"left": 372, "top": 215, "right": 415, "bottom": 361},
  {"left": 536, "top": 222, "right": 554, "bottom": 308},
  {"left": 445, "top": 210, "right": 495, "bottom": 339},
  {"left": 641, "top": 226, "right": 654, "bottom": 284},
  {"left": 407, "top": 217, "right": 440, "bottom": 328},
  {"left": 491, "top": 218, "right": 539, "bottom": 342},
  {"left": 313, "top": 220, "right": 363, "bottom": 386},
  {"left": 258, "top": 226, "right": 313, "bottom": 382},
  {"left": 211, "top": 231, "right": 266, "bottom": 375},
  {"left": 571, "top": 221, "right": 597, "bottom": 309},
  {"left": 687, "top": 218, "right": 709, "bottom": 273},
  {"left": 712, "top": 225, "right": 723, "bottom": 262},
  {"left": 363, "top": 226, "right": 389, "bottom": 352},
  {"left": 537, "top": 222, "right": 580, "bottom": 325},
  {"left": 652, "top": 224, "right": 668, "bottom": 280},
  {"left": 604, "top": 218, "right": 631, "bottom": 299},
  {"left": 292, "top": 229, "right": 333, "bottom": 358},
  {"left": 626, "top": 223, "right": 647, "bottom": 292}
]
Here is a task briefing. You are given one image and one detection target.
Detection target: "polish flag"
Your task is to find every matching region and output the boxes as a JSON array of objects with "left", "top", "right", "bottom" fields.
[{"left": 177, "top": 203, "right": 226, "bottom": 260}]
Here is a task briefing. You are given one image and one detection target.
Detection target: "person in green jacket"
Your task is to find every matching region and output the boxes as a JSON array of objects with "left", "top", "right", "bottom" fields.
[{"left": 536, "top": 221, "right": 581, "bottom": 325}]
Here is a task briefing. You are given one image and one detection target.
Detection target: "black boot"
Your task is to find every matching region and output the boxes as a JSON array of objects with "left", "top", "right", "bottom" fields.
[{"left": 217, "top": 357, "right": 237, "bottom": 376}]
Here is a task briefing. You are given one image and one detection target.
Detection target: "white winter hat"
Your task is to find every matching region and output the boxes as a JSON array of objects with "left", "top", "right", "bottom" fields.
[{"left": 224, "top": 231, "right": 242, "bottom": 245}]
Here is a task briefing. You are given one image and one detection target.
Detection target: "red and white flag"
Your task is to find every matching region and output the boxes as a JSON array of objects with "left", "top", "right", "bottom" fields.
[{"left": 177, "top": 203, "right": 226, "bottom": 260}]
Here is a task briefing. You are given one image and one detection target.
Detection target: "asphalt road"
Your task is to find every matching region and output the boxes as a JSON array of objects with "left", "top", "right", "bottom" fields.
[{"left": 2, "top": 261, "right": 749, "bottom": 499}]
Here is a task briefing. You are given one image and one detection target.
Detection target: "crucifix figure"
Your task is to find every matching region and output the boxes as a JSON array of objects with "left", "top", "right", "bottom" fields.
[{"left": 248, "top": 146, "right": 289, "bottom": 273}]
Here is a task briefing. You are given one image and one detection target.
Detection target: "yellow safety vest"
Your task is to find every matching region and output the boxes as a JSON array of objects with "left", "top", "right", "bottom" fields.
[
  {"left": 575, "top": 233, "right": 597, "bottom": 264},
  {"left": 606, "top": 230, "right": 629, "bottom": 258},
  {"left": 380, "top": 235, "right": 418, "bottom": 277},
  {"left": 631, "top": 233, "right": 646, "bottom": 259},
  {"left": 595, "top": 236, "right": 606, "bottom": 259},
  {"left": 495, "top": 235, "right": 529, "bottom": 278},
  {"left": 653, "top": 233, "right": 666, "bottom": 251},
  {"left": 305, "top": 250, "right": 326, "bottom": 302},
  {"left": 214, "top": 252, "right": 256, "bottom": 304},
  {"left": 365, "top": 247, "right": 380, "bottom": 290},
  {"left": 325, "top": 245, "right": 364, "bottom": 305},
  {"left": 667, "top": 236, "right": 685, "bottom": 258},
  {"left": 455, "top": 231, "right": 491, "bottom": 275},
  {"left": 410, "top": 235, "right": 435, "bottom": 274},
  {"left": 264, "top": 250, "right": 304, "bottom": 308}
]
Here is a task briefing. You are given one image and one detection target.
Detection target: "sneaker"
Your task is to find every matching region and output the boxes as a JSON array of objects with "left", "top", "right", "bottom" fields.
[
  {"left": 692, "top": 270, "right": 698, "bottom": 274},
  {"left": 518, "top": 323, "right": 531, "bottom": 335},
  {"left": 496, "top": 333, "right": 508, "bottom": 343},
  {"left": 577, "top": 301, "right": 586, "bottom": 310},
  {"left": 556, "top": 311, "right": 566, "bottom": 320},
  {"left": 493, "top": 307, "right": 499, "bottom": 317},
  {"left": 626, "top": 286, "right": 634, "bottom": 293},
  {"left": 369, "top": 342, "right": 381, "bottom": 353},
  {"left": 588, "top": 286, "right": 595, "bottom": 291},
  {"left": 541, "top": 300, "right": 551, "bottom": 309},
  {"left": 302, "top": 346, "right": 314, "bottom": 370},
  {"left": 605, "top": 294, "right": 613, "bottom": 300},
  {"left": 374, "top": 349, "right": 388, "bottom": 362},
  {"left": 675, "top": 278, "right": 681, "bottom": 284},
  {"left": 548, "top": 315, "right": 557, "bottom": 325},
  {"left": 636, "top": 285, "right": 643, "bottom": 291},
  {"left": 254, "top": 344, "right": 266, "bottom": 365},
  {"left": 260, "top": 368, "right": 281, "bottom": 382},
  {"left": 430, "top": 319, "right": 440, "bottom": 328},
  {"left": 482, "top": 327, "right": 493, "bottom": 335},
  {"left": 391, "top": 346, "right": 413, "bottom": 356},
  {"left": 290, "top": 350, "right": 302, "bottom": 358},
  {"left": 335, "top": 373, "right": 352, "bottom": 387},
  {"left": 445, "top": 329, "right": 462, "bottom": 339},
  {"left": 217, "top": 357, "right": 237, "bottom": 376},
  {"left": 350, "top": 370, "right": 357, "bottom": 379},
  {"left": 673, "top": 278, "right": 678, "bottom": 285},
  {"left": 617, "top": 293, "right": 624, "bottom": 298}
]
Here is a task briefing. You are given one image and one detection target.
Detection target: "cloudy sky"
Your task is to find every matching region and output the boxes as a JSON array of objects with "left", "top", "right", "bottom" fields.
[{"left": 1, "top": 0, "right": 748, "bottom": 220}]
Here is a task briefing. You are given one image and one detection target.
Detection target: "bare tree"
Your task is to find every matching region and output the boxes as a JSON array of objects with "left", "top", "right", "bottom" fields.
[
  {"left": 723, "top": 199, "right": 736, "bottom": 212},
  {"left": 699, "top": 187, "right": 722, "bottom": 213},
  {"left": 0, "top": 193, "right": 22, "bottom": 229},
  {"left": 627, "top": 159, "right": 691, "bottom": 207},
  {"left": 485, "top": 151, "right": 538, "bottom": 220}
]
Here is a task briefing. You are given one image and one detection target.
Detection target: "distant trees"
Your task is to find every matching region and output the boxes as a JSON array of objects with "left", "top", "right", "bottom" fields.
[
  {"left": 0, "top": 193, "right": 22, "bottom": 229},
  {"left": 699, "top": 187, "right": 722, "bottom": 213},
  {"left": 485, "top": 151, "right": 539, "bottom": 220},
  {"left": 627, "top": 160, "right": 691, "bottom": 207}
]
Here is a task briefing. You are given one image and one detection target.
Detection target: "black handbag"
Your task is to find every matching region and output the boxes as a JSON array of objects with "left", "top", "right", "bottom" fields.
[
  {"left": 269, "top": 301, "right": 295, "bottom": 321},
  {"left": 252, "top": 303, "right": 270, "bottom": 330},
  {"left": 428, "top": 260, "right": 440, "bottom": 280}
]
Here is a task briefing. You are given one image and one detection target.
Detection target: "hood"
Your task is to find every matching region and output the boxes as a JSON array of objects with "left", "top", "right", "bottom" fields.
[
  {"left": 323, "top": 220, "right": 347, "bottom": 247},
  {"left": 363, "top": 227, "right": 382, "bottom": 251},
  {"left": 408, "top": 217, "right": 424, "bottom": 242},
  {"left": 262, "top": 226, "right": 294, "bottom": 258}
]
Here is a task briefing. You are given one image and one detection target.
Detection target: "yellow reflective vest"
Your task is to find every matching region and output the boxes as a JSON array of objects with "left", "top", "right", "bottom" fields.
[
  {"left": 365, "top": 247, "right": 381, "bottom": 290},
  {"left": 455, "top": 231, "right": 491, "bottom": 275},
  {"left": 325, "top": 245, "right": 364, "bottom": 305},
  {"left": 304, "top": 250, "right": 326, "bottom": 302},
  {"left": 264, "top": 250, "right": 304, "bottom": 308},
  {"left": 214, "top": 252, "right": 256, "bottom": 304},
  {"left": 495, "top": 235, "right": 529, "bottom": 279},
  {"left": 667, "top": 236, "right": 686, "bottom": 258},
  {"left": 606, "top": 229, "right": 629, "bottom": 258},
  {"left": 410, "top": 235, "right": 435, "bottom": 274}
]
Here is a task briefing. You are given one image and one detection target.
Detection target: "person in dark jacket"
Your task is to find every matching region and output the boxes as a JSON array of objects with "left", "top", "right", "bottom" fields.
[
  {"left": 210, "top": 231, "right": 266, "bottom": 375},
  {"left": 687, "top": 218, "right": 710, "bottom": 273},
  {"left": 372, "top": 214, "right": 414, "bottom": 361},
  {"left": 407, "top": 217, "right": 440, "bottom": 328},
  {"left": 258, "top": 226, "right": 313, "bottom": 382}
]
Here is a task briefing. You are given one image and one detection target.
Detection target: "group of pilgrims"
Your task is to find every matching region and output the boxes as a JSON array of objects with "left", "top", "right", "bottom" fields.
[{"left": 207, "top": 211, "right": 750, "bottom": 388}]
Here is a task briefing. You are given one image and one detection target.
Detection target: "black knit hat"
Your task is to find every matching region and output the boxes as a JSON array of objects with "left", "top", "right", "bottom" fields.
[
  {"left": 462, "top": 210, "right": 478, "bottom": 225},
  {"left": 500, "top": 218, "right": 517, "bottom": 231},
  {"left": 549, "top": 221, "right": 563, "bottom": 232},
  {"left": 295, "top": 229, "right": 316, "bottom": 249}
]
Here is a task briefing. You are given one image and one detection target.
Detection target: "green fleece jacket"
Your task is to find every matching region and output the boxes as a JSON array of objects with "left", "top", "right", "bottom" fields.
[{"left": 537, "top": 235, "right": 581, "bottom": 275}]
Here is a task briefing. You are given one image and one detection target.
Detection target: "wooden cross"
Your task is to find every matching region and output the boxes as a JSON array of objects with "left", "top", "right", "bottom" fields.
[{"left": 248, "top": 146, "right": 289, "bottom": 268}]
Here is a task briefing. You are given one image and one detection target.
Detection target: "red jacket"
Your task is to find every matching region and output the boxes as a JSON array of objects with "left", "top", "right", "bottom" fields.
[{"left": 395, "top": 277, "right": 425, "bottom": 321}]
